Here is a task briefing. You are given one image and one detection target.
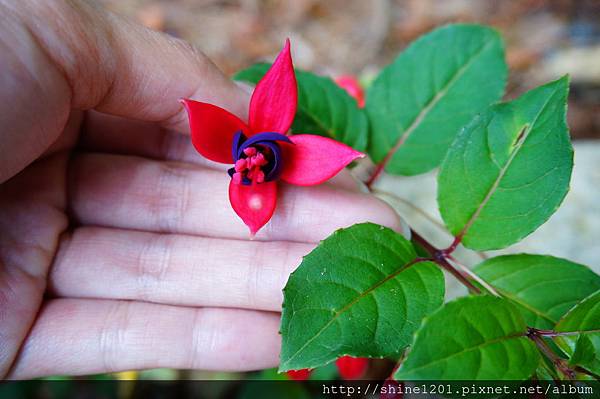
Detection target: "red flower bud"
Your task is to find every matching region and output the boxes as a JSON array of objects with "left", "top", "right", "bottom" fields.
[
  {"left": 286, "top": 368, "right": 312, "bottom": 381},
  {"left": 335, "top": 75, "right": 365, "bottom": 108},
  {"left": 335, "top": 356, "right": 369, "bottom": 380}
]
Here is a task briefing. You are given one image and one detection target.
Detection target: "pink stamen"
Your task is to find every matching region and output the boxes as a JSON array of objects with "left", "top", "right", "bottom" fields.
[
  {"left": 233, "top": 146, "right": 271, "bottom": 185},
  {"left": 234, "top": 159, "right": 247, "bottom": 172},
  {"left": 254, "top": 153, "right": 267, "bottom": 166}
]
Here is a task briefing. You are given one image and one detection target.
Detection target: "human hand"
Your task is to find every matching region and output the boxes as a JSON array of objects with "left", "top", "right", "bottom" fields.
[{"left": 0, "top": 0, "right": 402, "bottom": 379}]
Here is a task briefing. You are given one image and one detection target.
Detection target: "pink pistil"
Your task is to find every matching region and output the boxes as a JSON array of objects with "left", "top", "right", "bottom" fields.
[{"left": 232, "top": 172, "right": 242, "bottom": 184}]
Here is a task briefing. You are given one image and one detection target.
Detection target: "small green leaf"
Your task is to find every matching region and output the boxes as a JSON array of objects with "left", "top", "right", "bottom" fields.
[
  {"left": 569, "top": 335, "right": 596, "bottom": 367},
  {"left": 279, "top": 223, "right": 444, "bottom": 372},
  {"left": 395, "top": 296, "right": 539, "bottom": 380},
  {"left": 555, "top": 291, "right": 600, "bottom": 375},
  {"left": 438, "top": 76, "right": 573, "bottom": 250},
  {"left": 366, "top": 24, "right": 507, "bottom": 176},
  {"left": 474, "top": 254, "right": 600, "bottom": 329},
  {"left": 234, "top": 64, "right": 368, "bottom": 151}
]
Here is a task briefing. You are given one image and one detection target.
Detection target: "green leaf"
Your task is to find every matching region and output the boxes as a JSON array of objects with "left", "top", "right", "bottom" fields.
[
  {"left": 474, "top": 254, "right": 600, "bottom": 329},
  {"left": 438, "top": 76, "right": 573, "bottom": 250},
  {"left": 569, "top": 335, "right": 596, "bottom": 367},
  {"left": 366, "top": 24, "right": 507, "bottom": 176},
  {"left": 279, "top": 223, "right": 444, "bottom": 372},
  {"left": 234, "top": 64, "right": 368, "bottom": 151},
  {"left": 555, "top": 291, "right": 600, "bottom": 375},
  {"left": 395, "top": 296, "right": 539, "bottom": 380}
]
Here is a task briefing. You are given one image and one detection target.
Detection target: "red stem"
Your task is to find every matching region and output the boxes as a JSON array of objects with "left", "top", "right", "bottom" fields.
[
  {"left": 441, "top": 235, "right": 462, "bottom": 256},
  {"left": 527, "top": 328, "right": 576, "bottom": 380},
  {"left": 365, "top": 160, "right": 387, "bottom": 189},
  {"left": 411, "top": 229, "right": 481, "bottom": 294}
]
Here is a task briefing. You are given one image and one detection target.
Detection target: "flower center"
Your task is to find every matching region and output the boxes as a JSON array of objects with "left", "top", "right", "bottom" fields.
[
  {"left": 228, "top": 131, "right": 292, "bottom": 186},
  {"left": 231, "top": 146, "right": 270, "bottom": 185}
]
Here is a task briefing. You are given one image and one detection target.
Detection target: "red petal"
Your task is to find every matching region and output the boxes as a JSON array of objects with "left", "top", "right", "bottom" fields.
[
  {"left": 280, "top": 135, "right": 365, "bottom": 186},
  {"left": 248, "top": 39, "right": 297, "bottom": 134},
  {"left": 335, "top": 75, "right": 365, "bottom": 108},
  {"left": 335, "top": 356, "right": 369, "bottom": 380},
  {"left": 181, "top": 99, "right": 250, "bottom": 164},
  {"left": 228, "top": 180, "right": 277, "bottom": 235},
  {"left": 286, "top": 369, "right": 312, "bottom": 381}
]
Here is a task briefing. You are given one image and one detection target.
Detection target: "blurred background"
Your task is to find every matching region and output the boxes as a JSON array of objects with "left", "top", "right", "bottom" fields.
[
  {"left": 5, "top": 0, "right": 598, "bottom": 396},
  {"left": 100, "top": 0, "right": 600, "bottom": 142}
]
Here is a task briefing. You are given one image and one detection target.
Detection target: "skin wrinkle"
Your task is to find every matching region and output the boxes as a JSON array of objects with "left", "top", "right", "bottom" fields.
[
  {"left": 153, "top": 162, "right": 176, "bottom": 233},
  {"left": 20, "top": 0, "right": 114, "bottom": 110},
  {"left": 16, "top": 0, "right": 247, "bottom": 129},
  {"left": 0, "top": 10, "right": 71, "bottom": 182},
  {"left": 47, "top": 232, "right": 72, "bottom": 295},
  {"left": 98, "top": 300, "right": 118, "bottom": 373},
  {"left": 136, "top": 233, "right": 170, "bottom": 303},
  {"left": 188, "top": 307, "right": 204, "bottom": 369},
  {"left": 199, "top": 309, "right": 221, "bottom": 368},
  {"left": 242, "top": 244, "right": 260, "bottom": 309}
]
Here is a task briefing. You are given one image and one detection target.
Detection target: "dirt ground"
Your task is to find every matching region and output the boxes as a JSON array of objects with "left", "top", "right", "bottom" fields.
[{"left": 99, "top": 0, "right": 600, "bottom": 139}]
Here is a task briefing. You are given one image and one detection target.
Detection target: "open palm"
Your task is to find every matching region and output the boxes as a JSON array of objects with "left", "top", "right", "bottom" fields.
[{"left": 0, "top": 1, "right": 401, "bottom": 379}]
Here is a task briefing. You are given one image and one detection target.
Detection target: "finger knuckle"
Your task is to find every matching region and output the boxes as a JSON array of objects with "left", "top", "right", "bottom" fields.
[
  {"left": 98, "top": 301, "right": 131, "bottom": 372},
  {"left": 135, "top": 233, "right": 173, "bottom": 301},
  {"left": 150, "top": 163, "right": 191, "bottom": 232}
]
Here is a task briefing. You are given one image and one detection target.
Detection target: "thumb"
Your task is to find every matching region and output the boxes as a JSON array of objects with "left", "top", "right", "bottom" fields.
[{"left": 0, "top": 0, "right": 248, "bottom": 182}]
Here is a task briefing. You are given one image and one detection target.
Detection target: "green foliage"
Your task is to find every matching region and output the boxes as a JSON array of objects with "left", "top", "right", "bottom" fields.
[
  {"left": 279, "top": 223, "right": 444, "bottom": 372},
  {"left": 243, "top": 23, "right": 597, "bottom": 382},
  {"left": 234, "top": 63, "right": 368, "bottom": 151},
  {"left": 438, "top": 76, "right": 573, "bottom": 250},
  {"left": 474, "top": 254, "right": 600, "bottom": 329},
  {"left": 395, "top": 296, "right": 539, "bottom": 380},
  {"left": 555, "top": 291, "right": 600, "bottom": 374},
  {"left": 366, "top": 24, "right": 507, "bottom": 175}
]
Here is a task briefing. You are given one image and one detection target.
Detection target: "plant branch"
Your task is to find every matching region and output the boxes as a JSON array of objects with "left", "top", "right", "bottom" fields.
[
  {"left": 574, "top": 366, "right": 600, "bottom": 380},
  {"left": 527, "top": 328, "right": 576, "bottom": 380},
  {"left": 441, "top": 235, "right": 462, "bottom": 256},
  {"left": 410, "top": 229, "right": 481, "bottom": 294},
  {"left": 373, "top": 189, "right": 447, "bottom": 232},
  {"left": 365, "top": 159, "right": 388, "bottom": 189},
  {"left": 531, "top": 328, "right": 600, "bottom": 337},
  {"left": 448, "top": 256, "right": 500, "bottom": 296},
  {"left": 372, "top": 189, "right": 489, "bottom": 261}
]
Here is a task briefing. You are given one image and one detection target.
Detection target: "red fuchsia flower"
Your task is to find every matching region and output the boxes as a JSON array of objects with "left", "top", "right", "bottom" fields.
[
  {"left": 181, "top": 40, "right": 364, "bottom": 235},
  {"left": 335, "top": 356, "right": 369, "bottom": 380},
  {"left": 335, "top": 75, "right": 365, "bottom": 108}
]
